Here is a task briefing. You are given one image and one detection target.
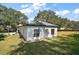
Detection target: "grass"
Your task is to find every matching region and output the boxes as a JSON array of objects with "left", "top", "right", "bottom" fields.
[
  {"left": 10, "top": 31, "right": 79, "bottom": 55},
  {"left": 0, "top": 31, "right": 79, "bottom": 55},
  {"left": 0, "top": 34, "right": 21, "bottom": 55},
  {"left": 58, "top": 31, "right": 79, "bottom": 36}
]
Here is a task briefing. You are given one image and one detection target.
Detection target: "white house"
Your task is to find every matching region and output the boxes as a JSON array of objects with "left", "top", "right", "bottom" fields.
[{"left": 18, "top": 20, "right": 58, "bottom": 42}]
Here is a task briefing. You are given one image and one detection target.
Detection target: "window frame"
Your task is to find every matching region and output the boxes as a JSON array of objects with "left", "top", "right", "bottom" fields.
[
  {"left": 33, "top": 29, "right": 40, "bottom": 37},
  {"left": 51, "top": 29, "right": 54, "bottom": 35}
]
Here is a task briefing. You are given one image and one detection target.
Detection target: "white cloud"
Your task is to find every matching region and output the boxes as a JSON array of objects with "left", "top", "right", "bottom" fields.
[
  {"left": 62, "top": 10, "right": 70, "bottom": 15},
  {"left": 20, "top": 3, "right": 46, "bottom": 16},
  {"left": 55, "top": 10, "right": 70, "bottom": 16},
  {"left": 21, "top": 4, "right": 28, "bottom": 8},
  {"left": 19, "top": 3, "right": 47, "bottom": 22},
  {"left": 73, "top": 9, "right": 79, "bottom": 15},
  {"left": 20, "top": 8, "right": 33, "bottom": 14},
  {"left": 32, "top": 3, "right": 46, "bottom": 10},
  {"left": 55, "top": 11, "right": 60, "bottom": 15},
  {"left": 28, "top": 17, "right": 34, "bottom": 22}
]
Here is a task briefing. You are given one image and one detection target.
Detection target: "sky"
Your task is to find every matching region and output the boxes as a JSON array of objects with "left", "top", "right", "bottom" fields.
[{"left": 1, "top": 3, "right": 79, "bottom": 21}]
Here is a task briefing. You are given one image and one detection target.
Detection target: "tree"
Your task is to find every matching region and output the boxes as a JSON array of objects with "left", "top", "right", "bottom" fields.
[
  {"left": 34, "top": 10, "right": 56, "bottom": 22},
  {"left": 0, "top": 4, "right": 28, "bottom": 32},
  {"left": 34, "top": 10, "right": 79, "bottom": 30}
]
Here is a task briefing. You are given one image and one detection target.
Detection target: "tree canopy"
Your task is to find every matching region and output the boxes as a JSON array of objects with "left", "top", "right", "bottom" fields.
[
  {"left": 0, "top": 4, "right": 28, "bottom": 32},
  {"left": 34, "top": 10, "right": 79, "bottom": 30}
]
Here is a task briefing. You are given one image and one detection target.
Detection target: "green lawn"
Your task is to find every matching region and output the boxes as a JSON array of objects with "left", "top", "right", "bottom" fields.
[
  {"left": 0, "top": 34, "right": 21, "bottom": 55},
  {"left": 0, "top": 32, "right": 79, "bottom": 55},
  {"left": 10, "top": 34, "right": 79, "bottom": 55}
]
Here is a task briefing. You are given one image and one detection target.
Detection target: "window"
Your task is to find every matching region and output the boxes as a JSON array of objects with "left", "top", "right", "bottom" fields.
[
  {"left": 33, "top": 29, "right": 40, "bottom": 37},
  {"left": 51, "top": 29, "right": 54, "bottom": 35}
]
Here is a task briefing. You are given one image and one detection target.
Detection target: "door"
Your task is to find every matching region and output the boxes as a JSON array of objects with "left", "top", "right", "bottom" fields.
[{"left": 51, "top": 29, "right": 54, "bottom": 36}]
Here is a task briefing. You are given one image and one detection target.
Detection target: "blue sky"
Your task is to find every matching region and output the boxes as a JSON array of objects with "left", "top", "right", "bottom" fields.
[{"left": 1, "top": 3, "right": 79, "bottom": 21}]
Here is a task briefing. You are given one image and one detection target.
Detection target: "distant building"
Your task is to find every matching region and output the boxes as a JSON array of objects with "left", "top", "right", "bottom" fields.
[{"left": 59, "top": 27, "right": 65, "bottom": 30}]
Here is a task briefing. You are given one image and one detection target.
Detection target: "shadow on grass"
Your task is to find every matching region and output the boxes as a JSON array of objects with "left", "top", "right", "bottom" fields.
[{"left": 10, "top": 34, "right": 79, "bottom": 55}]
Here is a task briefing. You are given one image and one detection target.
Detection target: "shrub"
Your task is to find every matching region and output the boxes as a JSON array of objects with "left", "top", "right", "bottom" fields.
[{"left": 0, "top": 34, "right": 6, "bottom": 41}]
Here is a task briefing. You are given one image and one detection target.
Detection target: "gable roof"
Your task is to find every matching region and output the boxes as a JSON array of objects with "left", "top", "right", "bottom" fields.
[{"left": 23, "top": 20, "right": 58, "bottom": 27}]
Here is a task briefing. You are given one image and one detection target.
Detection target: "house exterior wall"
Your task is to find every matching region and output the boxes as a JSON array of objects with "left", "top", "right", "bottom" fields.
[
  {"left": 45, "top": 27, "right": 57, "bottom": 37},
  {"left": 54, "top": 28, "right": 57, "bottom": 37},
  {"left": 19, "top": 26, "right": 27, "bottom": 41},
  {"left": 19, "top": 26, "right": 57, "bottom": 42},
  {"left": 26, "top": 26, "right": 45, "bottom": 41}
]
